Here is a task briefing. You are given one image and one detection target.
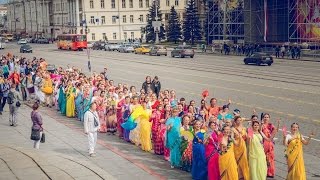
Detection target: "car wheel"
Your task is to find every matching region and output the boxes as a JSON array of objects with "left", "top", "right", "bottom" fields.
[
  {"left": 179, "top": 54, "right": 182, "bottom": 58},
  {"left": 268, "top": 63, "right": 272, "bottom": 66},
  {"left": 157, "top": 54, "right": 160, "bottom": 56},
  {"left": 256, "top": 60, "right": 261, "bottom": 66},
  {"left": 190, "top": 55, "right": 194, "bottom": 58},
  {"left": 244, "top": 60, "right": 248, "bottom": 65},
  {"left": 165, "top": 54, "right": 167, "bottom": 56},
  {"left": 171, "top": 53, "right": 174, "bottom": 58}
]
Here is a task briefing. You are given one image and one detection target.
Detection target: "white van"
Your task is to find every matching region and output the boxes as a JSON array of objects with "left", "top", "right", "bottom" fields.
[{"left": 0, "top": 37, "right": 6, "bottom": 49}]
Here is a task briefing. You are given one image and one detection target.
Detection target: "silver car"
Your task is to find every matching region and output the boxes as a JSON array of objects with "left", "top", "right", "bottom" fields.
[
  {"left": 118, "top": 45, "right": 135, "bottom": 53},
  {"left": 105, "top": 43, "right": 120, "bottom": 51},
  {"left": 149, "top": 46, "right": 167, "bottom": 56}
]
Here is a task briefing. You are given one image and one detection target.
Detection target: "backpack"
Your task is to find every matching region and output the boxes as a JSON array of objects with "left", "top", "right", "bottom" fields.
[{"left": 7, "top": 91, "right": 15, "bottom": 104}]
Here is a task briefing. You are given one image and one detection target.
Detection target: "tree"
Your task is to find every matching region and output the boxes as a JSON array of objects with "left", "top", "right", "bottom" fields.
[
  {"left": 182, "top": 0, "right": 202, "bottom": 45},
  {"left": 145, "top": 1, "right": 165, "bottom": 43},
  {"left": 167, "top": 6, "right": 182, "bottom": 44}
]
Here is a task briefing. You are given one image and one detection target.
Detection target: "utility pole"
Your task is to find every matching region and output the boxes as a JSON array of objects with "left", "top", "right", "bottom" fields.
[
  {"left": 117, "top": 0, "right": 121, "bottom": 41},
  {"left": 223, "top": 0, "right": 227, "bottom": 40},
  {"left": 35, "top": 0, "right": 39, "bottom": 36},
  {"left": 42, "top": 0, "right": 45, "bottom": 36},
  {"left": 153, "top": 0, "right": 160, "bottom": 44},
  {"left": 29, "top": 0, "right": 32, "bottom": 36},
  {"left": 23, "top": 0, "right": 26, "bottom": 34}
]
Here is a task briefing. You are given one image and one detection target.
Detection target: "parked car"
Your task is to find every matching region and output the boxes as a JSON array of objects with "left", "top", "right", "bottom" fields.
[
  {"left": 134, "top": 45, "right": 150, "bottom": 54},
  {"left": 118, "top": 45, "right": 135, "bottom": 53},
  {"left": 244, "top": 52, "right": 273, "bottom": 66},
  {"left": 17, "top": 39, "right": 27, "bottom": 45},
  {"left": 37, "top": 38, "right": 49, "bottom": 44},
  {"left": 20, "top": 44, "right": 33, "bottom": 53},
  {"left": 149, "top": 46, "right": 167, "bottom": 56},
  {"left": 171, "top": 46, "right": 195, "bottom": 58},
  {"left": 105, "top": 43, "right": 120, "bottom": 51},
  {"left": 92, "top": 41, "right": 105, "bottom": 50},
  {"left": 87, "top": 42, "right": 94, "bottom": 49}
]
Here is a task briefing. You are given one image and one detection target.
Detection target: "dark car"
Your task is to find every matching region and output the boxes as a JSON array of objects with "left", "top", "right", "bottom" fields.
[
  {"left": 149, "top": 45, "right": 167, "bottom": 56},
  {"left": 20, "top": 44, "right": 33, "bottom": 53},
  {"left": 92, "top": 41, "right": 105, "bottom": 50},
  {"left": 171, "top": 46, "right": 195, "bottom": 58},
  {"left": 244, "top": 52, "right": 273, "bottom": 66},
  {"left": 37, "top": 38, "right": 49, "bottom": 44}
]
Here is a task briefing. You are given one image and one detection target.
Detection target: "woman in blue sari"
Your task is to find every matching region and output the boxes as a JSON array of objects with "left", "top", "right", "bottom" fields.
[
  {"left": 192, "top": 120, "right": 207, "bottom": 180},
  {"left": 166, "top": 108, "right": 182, "bottom": 168},
  {"left": 74, "top": 83, "right": 83, "bottom": 121},
  {"left": 58, "top": 82, "right": 66, "bottom": 115}
]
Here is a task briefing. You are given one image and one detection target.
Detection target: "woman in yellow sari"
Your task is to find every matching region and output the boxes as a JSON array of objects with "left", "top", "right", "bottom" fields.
[
  {"left": 219, "top": 125, "right": 238, "bottom": 180},
  {"left": 66, "top": 80, "right": 76, "bottom": 117},
  {"left": 248, "top": 120, "right": 268, "bottom": 180},
  {"left": 139, "top": 101, "right": 152, "bottom": 152},
  {"left": 233, "top": 116, "right": 249, "bottom": 180},
  {"left": 284, "top": 123, "right": 313, "bottom": 180}
]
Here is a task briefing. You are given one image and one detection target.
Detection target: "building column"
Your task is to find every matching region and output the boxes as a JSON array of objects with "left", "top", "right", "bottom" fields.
[{"left": 75, "top": 0, "right": 80, "bottom": 34}]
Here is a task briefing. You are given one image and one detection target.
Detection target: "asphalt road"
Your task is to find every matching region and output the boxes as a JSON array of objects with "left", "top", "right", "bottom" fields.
[{"left": 1, "top": 43, "right": 320, "bottom": 179}]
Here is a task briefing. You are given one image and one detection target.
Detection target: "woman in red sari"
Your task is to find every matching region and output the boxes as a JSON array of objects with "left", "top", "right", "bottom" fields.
[
  {"left": 205, "top": 121, "right": 220, "bottom": 180},
  {"left": 150, "top": 93, "right": 160, "bottom": 111},
  {"left": 162, "top": 104, "right": 171, "bottom": 161},
  {"left": 150, "top": 105, "right": 164, "bottom": 155},
  {"left": 261, "top": 113, "right": 279, "bottom": 178}
]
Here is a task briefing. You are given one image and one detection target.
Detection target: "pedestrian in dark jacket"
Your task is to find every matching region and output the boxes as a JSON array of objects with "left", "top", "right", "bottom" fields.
[
  {"left": 142, "top": 76, "right": 152, "bottom": 94},
  {"left": 151, "top": 76, "right": 161, "bottom": 98},
  {"left": 31, "top": 102, "right": 43, "bottom": 149}
]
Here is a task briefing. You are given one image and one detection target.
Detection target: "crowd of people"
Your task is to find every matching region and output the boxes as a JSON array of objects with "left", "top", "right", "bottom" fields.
[{"left": 0, "top": 52, "right": 314, "bottom": 180}]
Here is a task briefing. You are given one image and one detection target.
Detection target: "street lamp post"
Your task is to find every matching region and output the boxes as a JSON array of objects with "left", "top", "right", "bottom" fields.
[{"left": 154, "top": 0, "right": 159, "bottom": 44}]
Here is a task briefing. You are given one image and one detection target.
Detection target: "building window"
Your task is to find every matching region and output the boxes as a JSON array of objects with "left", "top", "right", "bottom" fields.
[
  {"left": 122, "top": 0, "right": 126, "bottom": 8},
  {"left": 101, "top": 0, "right": 105, "bottom": 8},
  {"left": 101, "top": 16, "right": 106, "bottom": 24},
  {"left": 112, "top": 16, "right": 117, "bottom": 24},
  {"left": 113, "top": 33, "right": 117, "bottom": 39},
  {"left": 139, "top": 15, "right": 144, "bottom": 22},
  {"left": 166, "top": 0, "right": 170, "bottom": 6},
  {"left": 90, "top": 16, "right": 95, "bottom": 24},
  {"left": 90, "top": 0, "right": 94, "bottom": 8},
  {"left": 102, "top": 33, "right": 107, "bottom": 40},
  {"left": 129, "top": 0, "right": 133, "bottom": 8},
  {"left": 131, "top": 32, "right": 134, "bottom": 39},
  {"left": 146, "top": 0, "right": 149, "bottom": 7},
  {"left": 111, "top": 0, "right": 115, "bottom": 8},
  {"left": 130, "top": 15, "right": 134, "bottom": 23},
  {"left": 175, "top": 0, "right": 179, "bottom": 6},
  {"left": 124, "top": 32, "right": 127, "bottom": 40},
  {"left": 92, "top": 33, "right": 95, "bottom": 41},
  {"left": 139, "top": 0, "right": 143, "bottom": 8},
  {"left": 123, "top": 15, "right": 126, "bottom": 23}
]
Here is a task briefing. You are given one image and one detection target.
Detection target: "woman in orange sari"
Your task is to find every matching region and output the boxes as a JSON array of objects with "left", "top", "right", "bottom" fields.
[
  {"left": 261, "top": 113, "right": 279, "bottom": 178},
  {"left": 219, "top": 125, "right": 238, "bottom": 180},
  {"left": 284, "top": 123, "right": 313, "bottom": 180},
  {"left": 233, "top": 116, "right": 249, "bottom": 180}
]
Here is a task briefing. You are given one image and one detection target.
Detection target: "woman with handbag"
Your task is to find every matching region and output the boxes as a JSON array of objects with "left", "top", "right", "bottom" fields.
[{"left": 31, "top": 102, "right": 43, "bottom": 149}]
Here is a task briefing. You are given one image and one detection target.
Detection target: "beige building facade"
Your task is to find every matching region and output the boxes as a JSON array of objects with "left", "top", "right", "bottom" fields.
[{"left": 7, "top": 0, "right": 188, "bottom": 41}]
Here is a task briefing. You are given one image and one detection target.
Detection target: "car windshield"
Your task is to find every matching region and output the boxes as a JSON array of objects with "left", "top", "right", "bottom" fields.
[{"left": 22, "top": 45, "right": 30, "bottom": 48}]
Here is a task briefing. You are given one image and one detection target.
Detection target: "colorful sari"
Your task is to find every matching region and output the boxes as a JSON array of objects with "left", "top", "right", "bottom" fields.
[
  {"left": 74, "top": 90, "right": 83, "bottom": 121},
  {"left": 262, "top": 123, "right": 275, "bottom": 177},
  {"left": 66, "top": 86, "right": 76, "bottom": 117},
  {"left": 234, "top": 128, "right": 250, "bottom": 180},
  {"left": 286, "top": 134, "right": 306, "bottom": 180},
  {"left": 129, "top": 105, "right": 142, "bottom": 146},
  {"left": 82, "top": 91, "right": 92, "bottom": 120},
  {"left": 249, "top": 133, "right": 267, "bottom": 180},
  {"left": 139, "top": 109, "right": 152, "bottom": 152},
  {"left": 151, "top": 111, "right": 164, "bottom": 155},
  {"left": 58, "top": 86, "right": 66, "bottom": 115},
  {"left": 205, "top": 131, "right": 220, "bottom": 180},
  {"left": 117, "top": 99, "right": 125, "bottom": 138},
  {"left": 165, "top": 116, "right": 181, "bottom": 167},
  {"left": 180, "top": 126, "right": 193, "bottom": 172},
  {"left": 192, "top": 130, "right": 207, "bottom": 180},
  {"left": 219, "top": 140, "right": 238, "bottom": 180},
  {"left": 122, "top": 104, "right": 131, "bottom": 142},
  {"left": 97, "top": 97, "right": 106, "bottom": 133}
]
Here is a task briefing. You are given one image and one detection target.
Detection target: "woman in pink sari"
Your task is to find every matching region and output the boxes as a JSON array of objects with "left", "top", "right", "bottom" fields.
[
  {"left": 205, "top": 121, "right": 220, "bottom": 180},
  {"left": 162, "top": 104, "right": 171, "bottom": 161},
  {"left": 150, "top": 105, "right": 164, "bottom": 155},
  {"left": 261, "top": 113, "right": 279, "bottom": 178},
  {"left": 116, "top": 91, "right": 125, "bottom": 138}
]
